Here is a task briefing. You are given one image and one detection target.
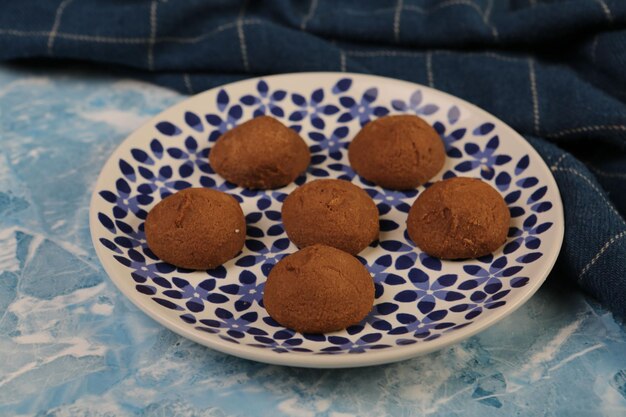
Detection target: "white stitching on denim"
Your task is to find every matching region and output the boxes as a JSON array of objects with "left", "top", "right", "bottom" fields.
[
  {"left": 426, "top": 51, "right": 434, "bottom": 87},
  {"left": 47, "top": 0, "right": 74, "bottom": 55},
  {"left": 404, "top": 0, "right": 481, "bottom": 16},
  {"left": 57, "top": 33, "right": 147, "bottom": 44},
  {"left": 0, "top": 22, "right": 265, "bottom": 44},
  {"left": 340, "top": 50, "right": 347, "bottom": 72},
  {"left": 148, "top": 0, "right": 158, "bottom": 70},
  {"left": 528, "top": 58, "right": 540, "bottom": 135},
  {"left": 552, "top": 166, "right": 626, "bottom": 224},
  {"left": 550, "top": 153, "right": 567, "bottom": 170},
  {"left": 547, "top": 125, "right": 626, "bottom": 138},
  {"left": 0, "top": 29, "right": 51, "bottom": 37},
  {"left": 481, "top": 52, "right": 521, "bottom": 63},
  {"left": 579, "top": 230, "right": 626, "bottom": 278},
  {"left": 237, "top": 0, "right": 250, "bottom": 72},
  {"left": 346, "top": 50, "right": 422, "bottom": 58},
  {"left": 484, "top": 0, "right": 494, "bottom": 21},
  {"left": 301, "top": 0, "right": 318, "bottom": 30},
  {"left": 594, "top": 0, "right": 613, "bottom": 24},
  {"left": 393, "top": 0, "right": 404, "bottom": 42},
  {"left": 345, "top": 49, "right": 522, "bottom": 63},
  {"left": 183, "top": 73, "right": 193, "bottom": 94}
]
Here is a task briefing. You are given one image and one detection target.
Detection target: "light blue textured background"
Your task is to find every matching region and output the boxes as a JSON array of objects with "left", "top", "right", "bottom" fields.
[{"left": 1, "top": 64, "right": 626, "bottom": 417}]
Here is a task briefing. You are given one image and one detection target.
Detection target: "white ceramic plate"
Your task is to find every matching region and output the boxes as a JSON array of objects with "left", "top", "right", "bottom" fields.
[{"left": 90, "top": 73, "right": 564, "bottom": 368}]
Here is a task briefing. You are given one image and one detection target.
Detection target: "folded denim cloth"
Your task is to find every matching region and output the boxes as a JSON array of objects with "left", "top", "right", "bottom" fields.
[{"left": 2, "top": 0, "right": 625, "bottom": 318}]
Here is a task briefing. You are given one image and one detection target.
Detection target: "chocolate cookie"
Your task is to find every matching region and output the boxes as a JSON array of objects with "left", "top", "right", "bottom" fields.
[
  {"left": 209, "top": 116, "right": 310, "bottom": 189},
  {"left": 263, "top": 244, "right": 375, "bottom": 333},
  {"left": 281, "top": 179, "right": 379, "bottom": 255},
  {"left": 348, "top": 115, "right": 445, "bottom": 190},
  {"left": 407, "top": 177, "right": 510, "bottom": 259},
  {"left": 145, "top": 188, "right": 245, "bottom": 269}
]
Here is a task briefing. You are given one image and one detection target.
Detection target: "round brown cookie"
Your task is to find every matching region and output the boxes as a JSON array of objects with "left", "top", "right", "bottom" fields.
[
  {"left": 281, "top": 179, "right": 379, "bottom": 255},
  {"left": 209, "top": 115, "right": 310, "bottom": 189},
  {"left": 263, "top": 244, "right": 374, "bottom": 333},
  {"left": 348, "top": 115, "right": 445, "bottom": 190},
  {"left": 145, "top": 188, "right": 245, "bottom": 269},
  {"left": 406, "top": 177, "right": 510, "bottom": 259}
]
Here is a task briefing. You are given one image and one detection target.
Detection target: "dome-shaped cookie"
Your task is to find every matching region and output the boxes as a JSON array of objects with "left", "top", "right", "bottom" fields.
[
  {"left": 407, "top": 177, "right": 510, "bottom": 259},
  {"left": 145, "top": 188, "right": 245, "bottom": 269},
  {"left": 348, "top": 115, "right": 445, "bottom": 190},
  {"left": 281, "top": 179, "right": 379, "bottom": 255},
  {"left": 263, "top": 244, "right": 375, "bottom": 333},
  {"left": 209, "top": 116, "right": 310, "bottom": 189}
]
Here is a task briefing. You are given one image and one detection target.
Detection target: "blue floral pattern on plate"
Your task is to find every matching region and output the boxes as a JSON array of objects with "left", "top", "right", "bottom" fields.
[{"left": 90, "top": 73, "right": 563, "bottom": 367}]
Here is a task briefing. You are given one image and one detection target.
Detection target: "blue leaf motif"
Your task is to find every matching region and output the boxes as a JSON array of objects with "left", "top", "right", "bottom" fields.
[
  {"left": 150, "top": 139, "right": 163, "bottom": 158},
  {"left": 332, "top": 78, "right": 352, "bottom": 94},
  {"left": 419, "top": 104, "right": 438, "bottom": 115},
  {"left": 516, "top": 177, "right": 539, "bottom": 188},
  {"left": 448, "top": 106, "right": 460, "bottom": 124},
  {"left": 395, "top": 253, "right": 416, "bottom": 270},
  {"left": 395, "top": 290, "right": 418, "bottom": 302},
  {"left": 532, "top": 201, "right": 552, "bottom": 212},
  {"left": 217, "top": 89, "right": 229, "bottom": 111},
  {"left": 449, "top": 129, "right": 466, "bottom": 142},
  {"left": 379, "top": 220, "right": 399, "bottom": 231},
  {"left": 409, "top": 90, "right": 422, "bottom": 106},
  {"left": 392, "top": 100, "right": 407, "bottom": 111},
  {"left": 240, "top": 95, "right": 257, "bottom": 105},
  {"left": 340, "top": 97, "right": 356, "bottom": 108},
  {"left": 536, "top": 222, "right": 553, "bottom": 234},
  {"left": 465, "top": 143, "right": 480, "bottom": 155},
  {"left": 505, "top": 190, "right": 521, "bottom": 204},
  {"left": 495, "top": 171, "right": 512, "bottom": 191},
  {"left": 156, "top": 121, "right": 181, "bottom": 136},
  {"left": 380, "top": 240, "right": 409, "bottom": 251},
  {"left": 136, "top": 285, "right": 156, "bottom": 295},
  {"left": 435, "top": 274, "right": 457, "bottom": 288},
  {"left": 486, "top": 135, "right": 499, "bottom": 150},
  {"left": 374, "top": 302, "right": 399, "bottom": 315},
  {"left": 131, "top": 149, "right": 153, "bottom": 165},
  {"left": 363, "top": 88, "right": 378, "bottom": 103},
  {"left": 100, "top": 238, "right": 121, "bottom": 253},
  {"left": 311, "top": 88, "right": 324, "bottom": 104},
  {"left": 184, "top": 112, "right": 203, "bottom": 132},
  {"left": 272, "top": 90, "right": 287, "bottom": 101},
  {"left": 292, "top": 93, "right": 306, "bottom": 106},
  {"left": 516, "top": 252, "right": 543, "bottom": 263},
  {"left": 153, "top": 298, "right": 183, "bottom": 310},
  {"left": 455, "top": 161, "right": 475, "bottom": 172},
  {"left": 420, "top": 254, "right": 442, "bottom": 271},
  {"left": 257, "top": 80, "right": 269, "bottom": 95},
  {"left": 375, "top": 254, "right": 393, "bottom": 268},
  {"left": 99, "top": 191, "right": 116, "bottom": 203},
  {"left": 98, "top": 212, "right": 116, "bottom": 232},
  {"left": 119, "top": 159, "right": 136, "bottom": 181},
  {"left": 205, "top": 114, "right": 222, "bottom": 126},
  {"left": 528, "top": 186, "right": 548, "bottom": 203},
  {"left": 515, "top": 155, "right": 530, "bottom": 175},
  {"left": 337, "top": 112, "right": 353, "bottom": 123},
  {"left": 473, "top": 123, "right": 495, "bottom": 136},
  {"left": 229, "top": 105, "right": 243, "bottom": 119},
  {"left": 384, "top": 274, "right": 406, "bottom": 285}
]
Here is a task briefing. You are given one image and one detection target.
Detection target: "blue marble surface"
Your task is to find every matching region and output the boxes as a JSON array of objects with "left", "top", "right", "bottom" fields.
[{"left": 1, "top": 64, "right": 626, "bottom": 417}]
